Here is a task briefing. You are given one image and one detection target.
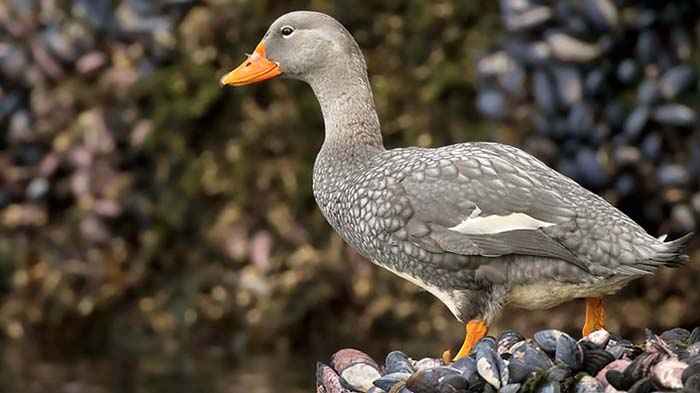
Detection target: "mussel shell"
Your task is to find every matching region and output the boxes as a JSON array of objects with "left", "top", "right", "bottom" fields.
[
  {"left": 509, "top": 342, "right": 554, "bottom": 383},
  {"left": 659, "top": 65, "right": 697, "bottom": 99},
  {"left": 331, "top": 349, "right": 380, "bottom": 372},
  {"left": 566, "top": 103, "right": 594, "bottom": 137},
  {"left": 317, "top": 362, "right": 353, "bottom": 393},
  {"left": 385, "top": 351, "right": 414, "bottom": 375},
  {"left": 414, "top": 357, "right": 444, "bottom": 371},
  {"left": 503, "top": 39, "right": 551, "bottom": 65},
  {"left": 537, "top": 381, "right": 561, "bottom": 393},
  {"left": 476, "top": 336, "right": 499, "bottom": 352},
  {"left": 439, "top": 373, "right": 469, "bottom": 393},
  {"left": 626, "top": 377, "right": 654, "bottom": 393},
  {"left": 689, "top": 346, "right": 700, "bottom": 359},
  {"left": 685, "top": 374, "right": 700, "bottom": 393},
  {"left": 624, "top": 352, "right": 661, "bottom": 383},
  {"left": 583, "top": 68, "right": 607, "bottom": 97},
  {"left": 500, "top": 383, "right": 522, "bottom": 393},
  {"left": 689, "top": 328, "right": 700, "bottom": 345},
  {"left": 660, "top": 328, "right": 691, "bottom": 343},
  {"left": 498, "top": 330, "right": 526, "bottom": 356},
  {"left": 501, "top": 1, "right": 553, "bottom": 32},
  {"left": 452, "top": 356, "right": 477, "bottom": 379},
  {"left": 605, "top": 370, "right": 630, "bottom": 391},
  {"left": 578, "top": 0, "right": 618, "bottom": 32},
  {"left": 533, "top": 69, "right": 559, "bottom": 114},
  {"left": 373, "top": 372, "right": 412, "bottom": 392},
  {"left": 546, "top": 31, "right": 602, "bottom": 62},
  {"left": 596, "top": 359, "right": 631, "bottom": 388},
  {"left": 582, "top": 348, "right": 616, "bottom": 376},
  {"left": 605, "top": 336, "right": 641, "bottom": 359},
  {"left": 552, "top": 65, "right": 583, "bottom": 107},
  {"left": 575, "top": 375, "right": 604, "bottom": 393},
  {"left": 477, "top": 89, "right": 508, "bottom": 120},
  {"left": 636, "top": 79, "right": 660, "bottom": 105},
  {"left": 547, "top": 365, "right": 572, "bottom": 382},
  {"left": 555, "top": 333, "right": 584, "bottom": 370},
  {"left": 616, "top": 59, "right": 639, "bottom": 84},
  {"left": 407, "top": 367, "right": 461, "bottom": 393},
  {"left": 683, "top": 363, "right": 700, "bottom": 384},
  {"left": 636, "top": 29, "right": 661, "bottom": 65},
  {"left": 623, "top": 106, "right": 650, "bottom": 141},
  {"left": 582, "top": 330, "right": 611, "bottom": 349},
  {"left": 653, "top": 104, "right": 697, "bottom": 127},
  {"left": 476, "top": 342, "right": 507, "bottom": 388},
  {"left": 330, "top": 349, "right": 382, "bottom": 393},
  {"left": 651, "top": 359, "right": 687, "bottom": 390},
  {"left": 534, "top": 330, "right": 569, "bottom": 354}
]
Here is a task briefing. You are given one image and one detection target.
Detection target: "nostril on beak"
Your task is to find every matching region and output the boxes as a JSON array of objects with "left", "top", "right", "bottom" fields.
[{"left": 245, "top": 62, "right": 251, "bottom": 67}]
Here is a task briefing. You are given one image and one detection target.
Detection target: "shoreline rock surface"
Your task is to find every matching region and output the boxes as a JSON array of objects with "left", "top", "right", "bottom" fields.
[{"left": 317, "top": 328, "right": 700, "bottom": 393}]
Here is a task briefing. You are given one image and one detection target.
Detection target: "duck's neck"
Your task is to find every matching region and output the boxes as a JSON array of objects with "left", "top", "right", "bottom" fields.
[{"left": 308, "top": 65, "right": 385, "bottom": 164}]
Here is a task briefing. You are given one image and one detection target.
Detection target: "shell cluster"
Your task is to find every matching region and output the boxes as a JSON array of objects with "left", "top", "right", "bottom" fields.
[
  {"left": 317, "top": 328, "right": 700, "bottom": 393},
  {"left": 476, "top": 0, "right": 700, "bottom": 234}
]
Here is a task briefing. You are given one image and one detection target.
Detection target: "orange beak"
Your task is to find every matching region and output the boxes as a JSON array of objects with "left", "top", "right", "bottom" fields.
[{"left": 220, "top": 41, "right": 282, "bottom": 86}]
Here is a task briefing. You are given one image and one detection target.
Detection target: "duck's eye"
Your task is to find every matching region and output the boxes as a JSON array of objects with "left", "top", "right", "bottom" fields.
[{"left": 281, "top": 26, "right": 294, "bottom": 37}]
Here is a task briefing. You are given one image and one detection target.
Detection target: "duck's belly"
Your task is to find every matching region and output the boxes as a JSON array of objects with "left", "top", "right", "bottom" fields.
[{"left": 507, "top": 275, "right": 635, "bottom": 310}]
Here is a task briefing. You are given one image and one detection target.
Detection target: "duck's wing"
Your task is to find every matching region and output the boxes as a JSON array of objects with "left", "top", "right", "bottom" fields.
[{"left": 386, "top": 143, "right": 593, "bottom": 271}]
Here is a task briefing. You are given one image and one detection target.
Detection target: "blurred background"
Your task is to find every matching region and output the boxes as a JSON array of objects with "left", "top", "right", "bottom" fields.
[{"left": 0, "top": 0, "right": 699, "bottom": 392}]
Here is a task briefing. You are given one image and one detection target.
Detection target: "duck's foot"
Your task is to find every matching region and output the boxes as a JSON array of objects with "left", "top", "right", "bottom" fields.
[
  {"left": 582, "top": 297, "right": 606, "bottom": 336},
  {"left": 450, "top": 319, "right": 489, "bottom": 361}
]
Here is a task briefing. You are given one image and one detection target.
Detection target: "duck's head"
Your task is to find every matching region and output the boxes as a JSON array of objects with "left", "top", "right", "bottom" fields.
[{"left": 220, "top": 11, "right": 365, "bottom": 87}]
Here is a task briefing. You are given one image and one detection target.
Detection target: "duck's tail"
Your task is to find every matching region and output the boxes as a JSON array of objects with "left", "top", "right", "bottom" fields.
[{"left": 651, "top": 232, "right": 694, "bottom": 266}]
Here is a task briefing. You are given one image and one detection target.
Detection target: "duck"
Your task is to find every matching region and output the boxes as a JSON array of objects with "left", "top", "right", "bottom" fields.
[{"left": 220, "top": 11, "right": 693, "bottom": 360}]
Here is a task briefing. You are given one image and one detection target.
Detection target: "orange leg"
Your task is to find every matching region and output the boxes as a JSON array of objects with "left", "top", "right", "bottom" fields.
[
  {"left": 450, "top": 320, "right": 489, "bottom": 361},
  {"left": 582, "top": 297, "right": 606, "bottom": 336}
]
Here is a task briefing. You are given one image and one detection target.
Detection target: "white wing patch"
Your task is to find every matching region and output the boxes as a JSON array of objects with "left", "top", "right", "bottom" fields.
[{"left": 449, "top": 207, "right": 555, "bottom": 235}]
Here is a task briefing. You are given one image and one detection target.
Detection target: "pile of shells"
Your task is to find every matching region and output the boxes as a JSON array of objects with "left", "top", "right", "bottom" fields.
[
  {"left": 317, "top": 328, "right": 700, "bottom": 393},
  {"left": 477, "top": 0, "right": 700, "bottom": 234}
]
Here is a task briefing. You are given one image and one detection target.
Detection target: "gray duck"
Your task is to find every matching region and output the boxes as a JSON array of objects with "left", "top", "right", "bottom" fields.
[{"left": 220, "top": 11, "right": 692, "bottom": 360}]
